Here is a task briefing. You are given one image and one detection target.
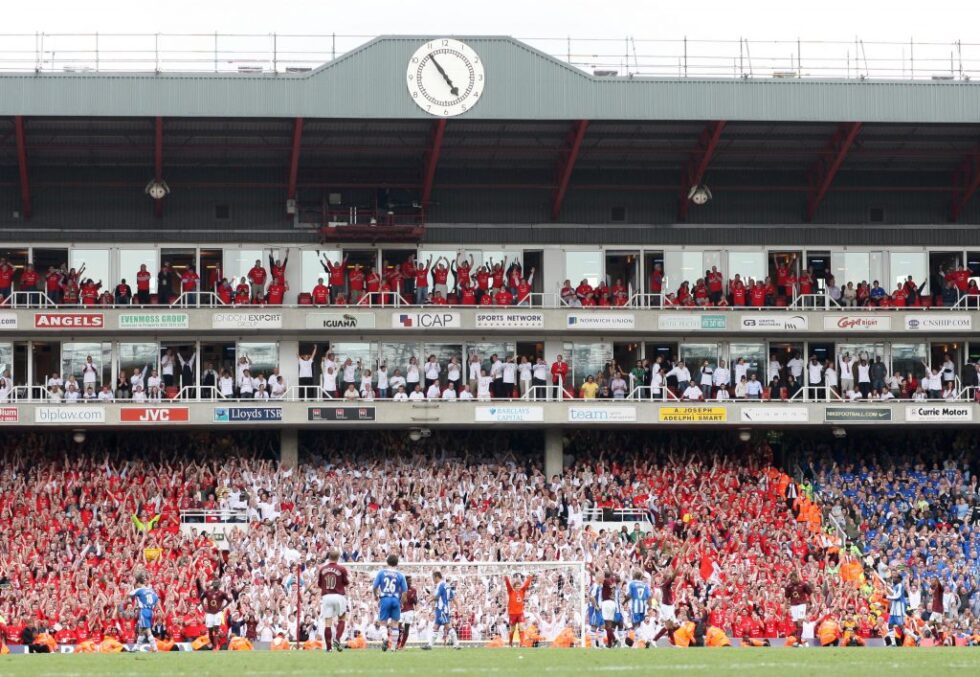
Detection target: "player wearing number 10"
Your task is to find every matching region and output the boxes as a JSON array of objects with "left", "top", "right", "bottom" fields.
[{"left": 372, "top": 554, "right": 408, "bottom": 652}]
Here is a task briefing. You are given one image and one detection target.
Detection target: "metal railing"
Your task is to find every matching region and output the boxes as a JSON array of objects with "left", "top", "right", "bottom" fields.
[
  {"left": 180, "top": 508, "right": 248, "bottom": 524},
  {"left": 581, "top": 507, "right": 653, "bottom": 524},
  {"left": 1, "top": 33, "right": 979, "bottom": 81},
  {"left": 789, "top": 294, "right": 841, "bottom": 310},
  {"left": 169, "top": 291, "right": 226, "bottom": 308}
]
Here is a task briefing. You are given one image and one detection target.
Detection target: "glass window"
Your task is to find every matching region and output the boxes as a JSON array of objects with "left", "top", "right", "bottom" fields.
[
  {"left": 328, "top": 342, "right": 374, "bottom": 382},
  {"left": 833, "top": 251, "right": 870, "bottom": 286},
  {"left": 380, "top": 341, "right": 419, "bottom": 380},
  {"left": 225, "top": 249, "right": 264, "bottom": 285},
  {"left": 837, "top": 343, "right": 884, "bottom": 365},
  {"left": 728, "top": 252, "right": 766, "bottom": 284},
  {"left": 303, "top": 249, "right": 340, "bottom": 294},
  {"left": 237, "top": 342, "right": 279, "bottom": 378},
  {"left": 680, "top": 343, "right": 719, "bottom": 375},
  {"left": 422, "top": 343, "right": 463, "bottom": 385},
  {"left": 564, "top": 251, "right": 602, "bottom": 287},
  {"left": 891, "top": 343, "right": 927, "bottom": 380},
  {"left": 890, "top": 252, "right": 927, "bottom": 292},
  {"left": 467, "top": 341, "right": 516, "bottom": 374},
  {"left": 0, "top": 342, "right": 12, "bottom": 381},
  {"left": 61, "top": 342, "right": 112, "bottom": 388},
  {"left": 729, "top": 342, "right": 765, "bottom": 381},
  {"left": 119, "top": 342, "right": 159, "bottom": 375},
  {"left": 120, "top": 249, "right": 159, "bottom": 293},
  {"left": 70, "top": 249, "right": 109, "bottom": 287},
  {"left": 664, "top": 251, "right": 702, "bottom": 291},
  {"left": 563, "top": 341, "right": 613, "bottom": 389}
]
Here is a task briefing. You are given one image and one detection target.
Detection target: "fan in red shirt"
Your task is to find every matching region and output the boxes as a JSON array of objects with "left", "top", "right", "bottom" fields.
[
  {"left": 707, "top": 267, "right": 724, "bottom": 303},
  {"left": 489, "top": 259, "right": 507, "bottom": 290},
  {"left": 216, "top": 278, "right": 234, "bottom": 305},
  {"left": 348, "top": 264, "right": 366, "bottom": 304},
  {"left": 80, "top": 279, "right": 102, "bottom": 305},
  {"left": 460, "top": 282, "right": 477, "bottom": 305},
  {"left": 234, "top": 278, "right": 250, "bottom": 304},
  {"left": 575, "top": 280, "right": 593, "bottom": 304},
  {"left": 730, "top": 275, "right": 746, "bottom": 306},
  {"left": 45, "top": 267, "right": 64, "bottom": 304},
  {"left": 453, "top": 254, "right": 473, "bottom": 292},
  {"left": 180, "top": 266, "right": 200, "bottom": 302},
  {"left": 266, "top": 279, "right": 287, "bottom": 305},
  {"left": 493, "top": 287, "right": 513, "bottom": 306},
  {"left": 551, "top": 355, "right": 569, "bottom": 395},
  {"left": 312, "top": 278, "right": 330, "bottom": 305},
  {"left": 516, "top": 269, "right": 535, "bottom": 305},
  {"left": 17, "top": 263, "right": 40, "bottom": 304},
  {"left": 749, "top": 282, "right": 766, "bottom": 307},
  {"left": 321, "top": 253, "right": 349, "bottom": 303},
  {"left": 0, "top": 259, "right": 13, "bottom": 302},
  {"left": 246, "top": 260, "right": 267, "bottom": 302},
  {"left": 268, "top": 249, "right": 289, "bottom": 285},
  {"left": 475, "top": 266, "right": 491, "bottom": 301},
  {"left": 135, "top": 264, "right": 153, "bottom": 304}
]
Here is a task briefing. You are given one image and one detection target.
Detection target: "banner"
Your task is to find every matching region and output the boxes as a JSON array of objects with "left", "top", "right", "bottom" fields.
[
  {"left": 118, "top": 312, "right": 190, "bottom": 330},
  {"left": 0, "top": 312, "right": 17, "bottom": 329},
  {"left": 657, "top": 314, "right": 727, "bottom": 331},
  {"left": 308, "top": 406, "right": 376, "bottom": 421},
  {"left": 474, "top": 406, "right": 544, "bottom": 422},
  {"left": 34, "top": 313, "right": 104, "bottom": 329},
  {"left": 119, "top": 407, "right": 189, "bottom": 422},
  {"left": 739, "top": 315, "right": 807, "bottom": 331},
  {"left": 905, "top": 405, "right": 973, "bottom": 422},
  {"left": 474, "top": 311, "right": 544, "bottom": 329},
  {"left": 0, "top": 407, "right": 18, "bottom": 422},
  {"left": 305, "top": 312, "right": 376, "bottom": 329},
  {"left": 658, "top": 406, "right": 728, "bottom": 422},
  {"left": 35, "top": 407, "right": 106, "bottom": 423},
  {"left": 213, "top": 406, "right": 283, "bottom": 422},
  {"left": 904, "top": 314, "right": 972, "bottom": 331},
  {"left": 824, "top": 407, "right": 892, "bottom": 422},
  {"left": 566, "top": 313, "right": 635, "bottom": 330},
  {"left": 392, "top": 312, "right": 461, "bottom": 329},
  {"left": 824, "top": 315, "right": 892, "bottom": 331},
  {"left": 212, "top": 311, "right": 283, "bottom": 329},
  {"left": 568, "top": 406, "right": 637, "bottom": 422},
  {"left": 740, "top": 407, "right": 809, "bottom": 423}
]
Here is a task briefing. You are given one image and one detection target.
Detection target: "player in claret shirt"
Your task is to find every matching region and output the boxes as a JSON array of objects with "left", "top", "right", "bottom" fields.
[
  {"left": 309, "top": 550, "right": 349, "bottom": 652},
  {"left": 199, "top": 578, "right": 232, "bottom": 650},
  {"left": 398, "top": 576, "right": 418, "bottom": 650}
]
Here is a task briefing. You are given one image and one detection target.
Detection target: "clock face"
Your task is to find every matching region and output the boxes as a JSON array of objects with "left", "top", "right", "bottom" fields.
[{"left": 406, "top": 39, "right": 484, "bottom": 117}]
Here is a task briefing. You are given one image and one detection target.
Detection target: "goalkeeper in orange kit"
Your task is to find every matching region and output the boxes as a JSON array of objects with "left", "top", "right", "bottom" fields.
[{"left": 504, "top": 573, "right": 534, "bottom": 647}]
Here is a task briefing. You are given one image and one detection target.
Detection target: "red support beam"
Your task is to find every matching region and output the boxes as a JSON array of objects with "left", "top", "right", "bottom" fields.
[
  {"left": 286, "top": 117, "right": 304, "bottom": 210},
  {"left": 153, "top": 116, "right": 164, "bottom": 218},
  {"left": 805, "top": 121, "right": 862, "bottom": 222},
  {"left": 13, "top": 116, "right": 31, "bottom": 220},
  {"left": 551, "top": 119, "right": 589, "bottom": 221},
  {"left": 420, "top": 119, "right": 447, "bottom": 209},
  {"left": 677, "top": 120, "right": 726, "bottom": 221},
  {"left": 948, "top": 148, "right": 980, "bottom": 222}
]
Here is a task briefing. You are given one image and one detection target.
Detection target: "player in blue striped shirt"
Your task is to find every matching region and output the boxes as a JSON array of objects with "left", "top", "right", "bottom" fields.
[
  {"left": 424, "top": 571, "right": 460, "bottom": 649},
  {"left": 624, "top": 571, "right": 652, "bottom": 625},
  {"left": 372, "top": 554, "right": 408, "bottom": 652},
  {"left": 126, "top": 573, "right": 160, "bottom": 651}
]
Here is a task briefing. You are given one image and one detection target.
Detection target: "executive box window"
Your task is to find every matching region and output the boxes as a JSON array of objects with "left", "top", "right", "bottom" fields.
[
  {"left": 69, "top": 249, "right": 109, "bottom": 287},
  {"left": 564, "top": 251, "right": 602, "bottom": 287},
  {"left": 61, "top": 342, "right": 112, "bottom": 390}
]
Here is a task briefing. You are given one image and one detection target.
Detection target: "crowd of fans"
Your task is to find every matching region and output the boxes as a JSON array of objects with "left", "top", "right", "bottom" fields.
[
  {"left": 7, "top": 430, "right": 978, "bottom": 650},
  {"left": 795, "top": 432, "right": 980, "bottom": 644},
  {"left": 1, "top": 251, "right": 978, "bottom": 309}
]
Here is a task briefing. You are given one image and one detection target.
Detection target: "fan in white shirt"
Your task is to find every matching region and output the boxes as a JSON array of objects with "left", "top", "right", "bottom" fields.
[
  {"left": 712, "top": 361, "right": 731, "bottom": 389},
  {"left": 682, "top": 384, "right": 703, "bottom": 400},
  {"left": 392, "top": 386, "right": 409, "bottom": 401},
  {"left": 441, "top": 385, "right": 458, "bottom": 400},
  {"left": 408, "top": 385, "right": 426, "bottom": 401},
  {"left": 426, "top": 382, "right": 442, "bottom": 399},
  {"left": 458, "top": 385, "right": 474, "bottom": 400}
]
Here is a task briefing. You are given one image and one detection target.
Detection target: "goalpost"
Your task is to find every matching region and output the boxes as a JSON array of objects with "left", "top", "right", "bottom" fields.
[{"left": 338, "top": 561, "right": 588, "bottom": 647}]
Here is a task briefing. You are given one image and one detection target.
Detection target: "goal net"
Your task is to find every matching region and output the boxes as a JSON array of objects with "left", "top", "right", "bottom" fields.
[{"left": 338, "top": 561, "right": 586, "bottom": 647}]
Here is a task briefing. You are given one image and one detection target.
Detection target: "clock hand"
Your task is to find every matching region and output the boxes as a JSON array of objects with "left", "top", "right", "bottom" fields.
[{"left": 430, "top": 56, "right": 460, "bottom": 97}]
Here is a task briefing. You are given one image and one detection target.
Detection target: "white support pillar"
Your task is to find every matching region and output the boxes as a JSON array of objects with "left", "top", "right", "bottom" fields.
[
  {"left": 280, "top": 428, "right": 298, "bottom": 468},
  {"left": 279, "top": 339, "right": 300, "bottom": 394},
  {"left": 545, "top": 428, "right": 564, "bottom": 479}
]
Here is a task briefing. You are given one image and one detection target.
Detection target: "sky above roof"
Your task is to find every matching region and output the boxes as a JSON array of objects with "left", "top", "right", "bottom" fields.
[{"left": 5, "top": 0, "right": 974, "bottom": 41}]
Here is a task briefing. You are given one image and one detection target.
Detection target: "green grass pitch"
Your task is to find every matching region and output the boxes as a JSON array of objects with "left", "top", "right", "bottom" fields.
[{"left": 3, "top": 648, "right": 980, "bottom": 676}]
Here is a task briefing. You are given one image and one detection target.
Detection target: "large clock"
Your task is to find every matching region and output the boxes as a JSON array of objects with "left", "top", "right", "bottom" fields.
[{"left": 406, "top": 39, "right": 484, "bottom": 117}]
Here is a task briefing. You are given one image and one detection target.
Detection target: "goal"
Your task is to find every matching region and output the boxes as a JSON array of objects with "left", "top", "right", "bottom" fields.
[{"left": 339, "top": 561, "right": 587, "bottom": 647}]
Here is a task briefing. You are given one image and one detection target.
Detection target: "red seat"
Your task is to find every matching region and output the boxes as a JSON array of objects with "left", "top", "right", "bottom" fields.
[
  {"left": 920, "top": 296, "right": 932, "bottom": 307},
  {"left": 297, "top": 293, "right": 313, "bottom": 305},
  {"left": 149, "top": 294, "right": 158, "bottom": 304},
  {"left": 775, "top": 296, "right": 788, "bottom": 307},
  {"left": 165, "top": 387, "right": 179, "bottom": 399},
  {"left": 762, "top": 387, "right": 771, "bottom": 400}
]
